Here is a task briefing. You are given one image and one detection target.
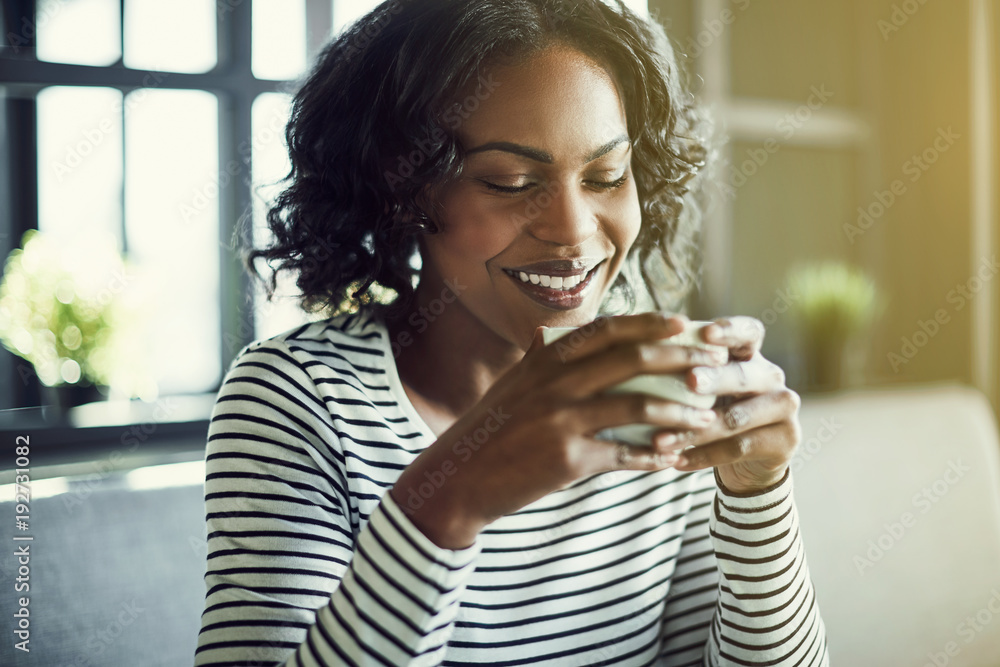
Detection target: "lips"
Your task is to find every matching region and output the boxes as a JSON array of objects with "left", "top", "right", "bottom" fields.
[{"left": 502, "top": 260, "right": 604, "bottom": 310}]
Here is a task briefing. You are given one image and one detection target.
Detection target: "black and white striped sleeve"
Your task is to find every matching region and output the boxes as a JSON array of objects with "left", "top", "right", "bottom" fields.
[
  {"left": 704, "top": 468, "right": 830, "bottom": 666},
  {"left": 194, "top": 340, "right": 481, "bottom": 667}
]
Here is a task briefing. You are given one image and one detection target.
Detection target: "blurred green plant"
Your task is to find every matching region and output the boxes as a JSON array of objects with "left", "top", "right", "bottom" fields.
[
  {"left": 0, "top": 230, "right": 153, "bottom": 399},
  {"left": 787, "top": 261, "right": 881, "bottom": 390}
]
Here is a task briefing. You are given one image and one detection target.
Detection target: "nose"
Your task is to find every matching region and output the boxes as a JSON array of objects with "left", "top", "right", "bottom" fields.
[{"left": 522, "top": 181, "right": 599, "bottom": 246}]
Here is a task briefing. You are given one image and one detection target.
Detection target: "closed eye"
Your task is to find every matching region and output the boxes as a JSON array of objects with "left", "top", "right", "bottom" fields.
[
  {"left": 479, "top": 180, "right": 533, "bottom": 194},
  {"left": 478, "top": 173, "right": 629, "bottom": 195},
  {"left": 588, "top": 174, "right": 628, "bottom": 190}
]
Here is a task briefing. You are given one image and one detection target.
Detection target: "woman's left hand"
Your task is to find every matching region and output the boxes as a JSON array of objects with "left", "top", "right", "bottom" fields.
[{"left": 658, "top": 315, "right": 802, "bottom": 494}]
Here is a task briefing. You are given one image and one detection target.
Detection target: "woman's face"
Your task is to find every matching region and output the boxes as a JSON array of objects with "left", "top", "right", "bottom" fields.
[{"left": 420, "top": 44, "right": 642, "bottom": 351}]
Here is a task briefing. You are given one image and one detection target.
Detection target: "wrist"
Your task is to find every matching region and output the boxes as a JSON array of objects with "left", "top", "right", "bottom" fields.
[
  {"left": 714, "top": 465, "right": 789, "bottom": 496},
  {"left": 391, "top": 447, "right": 487, "bottom": 550}
]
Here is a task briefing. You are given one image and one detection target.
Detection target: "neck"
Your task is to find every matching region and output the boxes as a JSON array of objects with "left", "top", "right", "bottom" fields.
[{"left": 385, "top": 273, "right": 525, "bottom": 421}]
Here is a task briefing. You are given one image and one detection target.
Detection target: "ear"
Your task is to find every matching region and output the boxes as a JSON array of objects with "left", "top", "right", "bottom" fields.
[
  {"left": 415, "top": 185, "right": 437, "bottom": 219},
  {"left": 412, "top": 185, "right": 442, "bottom": 232}
]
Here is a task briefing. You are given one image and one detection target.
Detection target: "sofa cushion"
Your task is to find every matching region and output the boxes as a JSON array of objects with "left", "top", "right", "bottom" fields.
[
  {"left": 0, "top": 464, "right": 206, "bottom": 667},
  {"left": 794, "top": 383, "right": 1000, "bottom": 667}
]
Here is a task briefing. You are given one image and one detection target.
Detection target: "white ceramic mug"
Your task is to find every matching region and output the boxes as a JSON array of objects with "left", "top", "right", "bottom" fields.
[{"left": 542, "top": 320, "right": 727, "bottom": 446}]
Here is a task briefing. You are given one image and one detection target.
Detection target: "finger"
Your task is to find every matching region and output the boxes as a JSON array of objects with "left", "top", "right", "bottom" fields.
[
  {"left": 574, "top": 437, "right": 680, "bottom": 475},
  {"left": 652, "top": 389, "right": 800, "bottom": 451},
  {"left": 670, "top": 420, "right": 800, "bottom": 472},
  {"left": 527, "top": 326, "right": 547, "bottom": 353},
  {"left": 543, "top": 312, "right": 686, "bottom": 365},
  {"left": 569, "top": 393, "right": 718, "bottom": 435},
  {"left": 687, "top": 356, "right": 786, "bottom": 398},
  {"left": 702, "top": 316, "right": 766, "bottom": 360},
  {"left": 550, "top": 340, "right": 729, "bottom": 399}
]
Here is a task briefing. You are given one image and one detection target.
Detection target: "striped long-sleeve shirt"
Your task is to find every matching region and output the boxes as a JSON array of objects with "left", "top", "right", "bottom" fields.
[{"left": 194, "top": 309, "right": 830, "bottom": 666}]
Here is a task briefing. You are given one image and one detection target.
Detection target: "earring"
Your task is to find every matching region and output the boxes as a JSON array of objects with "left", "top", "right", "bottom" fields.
[{"left": 415, "top": 212, "right": 437, "bottom": 233}]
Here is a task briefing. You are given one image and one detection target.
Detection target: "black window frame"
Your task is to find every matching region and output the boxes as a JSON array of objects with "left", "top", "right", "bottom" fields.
[{"left": 0, "top": 0, "right": 333, "bottom": 459}]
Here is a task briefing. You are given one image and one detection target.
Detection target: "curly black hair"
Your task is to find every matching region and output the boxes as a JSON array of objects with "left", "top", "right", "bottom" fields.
[{"left": 246, "top": 0, "right": 710, "bottom": 320}]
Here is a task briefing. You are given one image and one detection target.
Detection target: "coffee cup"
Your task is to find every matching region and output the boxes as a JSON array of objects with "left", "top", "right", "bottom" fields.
[{"left": 542, "top": 320, "right": 727, "bottom": 446}]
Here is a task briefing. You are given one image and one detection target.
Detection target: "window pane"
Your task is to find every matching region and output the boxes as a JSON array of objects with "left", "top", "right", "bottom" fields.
[
  {"left": 252, "top": 0, "right": 308, "bottom": 80},
  {"left": 35, "top": 0, "right": 121, "bottom": 66},
  {"left": 123, "top": 0, "right": 216, "bottom": 73},
  {"left": 36, "top": 86, "right": 123, "bottom": 243},
  {"left": 250, "top": 93, "right": 314, "bottom": 339},
  {"left": 34, "top": 87, "right": 160, "bottom": 399},
  {"left": 125, "top": 89, "right": 220, "bottom": 394}
]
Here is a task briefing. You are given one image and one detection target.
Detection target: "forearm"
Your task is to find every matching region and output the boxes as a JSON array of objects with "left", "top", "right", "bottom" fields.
[
  {"left": 390, "top": 438, "right": 489, "bottom": 550},
  {"left": 706, "top": 468, "right": 829, "bottom": 666},
  {"left": 286, "top": 493, "right": 481, "bottom": 666},
  {"left": 199, "top": 487, "right": 482, "bottom": 667}
]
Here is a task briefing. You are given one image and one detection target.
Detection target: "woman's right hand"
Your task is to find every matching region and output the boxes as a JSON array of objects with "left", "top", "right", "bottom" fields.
[{"left": 389, "top": 312, "right": 729, "bottom": 549}]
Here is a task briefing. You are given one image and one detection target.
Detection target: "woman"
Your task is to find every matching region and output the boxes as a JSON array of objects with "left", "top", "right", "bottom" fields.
[{"left": 195, "top": 1, "right": 829, "bottom": 665}]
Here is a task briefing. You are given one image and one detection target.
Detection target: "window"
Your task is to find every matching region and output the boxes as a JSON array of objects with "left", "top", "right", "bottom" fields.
[{"left": 0, "top": 0, "right": 378, "bottom": 414}]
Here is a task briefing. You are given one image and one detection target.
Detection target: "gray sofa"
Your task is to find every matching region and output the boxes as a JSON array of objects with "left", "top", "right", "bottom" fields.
[{"left": 0, "top": 463, "right": 207, "bottom": 666}]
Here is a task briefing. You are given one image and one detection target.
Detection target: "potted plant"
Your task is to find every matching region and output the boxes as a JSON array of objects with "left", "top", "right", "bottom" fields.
[
  {"left": 0, "top": 230, "right": 153, "bottom": 417},
  {"left": 786, "top": 261, "right": 880, "bottom": 392}
]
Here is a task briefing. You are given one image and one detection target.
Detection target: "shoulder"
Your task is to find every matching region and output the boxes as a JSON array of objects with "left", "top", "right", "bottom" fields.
[{"left": 227, "top": 308, "right": 390, "bottom": 376}]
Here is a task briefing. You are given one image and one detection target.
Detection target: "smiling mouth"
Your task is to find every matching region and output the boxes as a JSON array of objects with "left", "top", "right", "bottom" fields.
[{"left": 501, "top": 261, "right": 604, "bottom": 310}]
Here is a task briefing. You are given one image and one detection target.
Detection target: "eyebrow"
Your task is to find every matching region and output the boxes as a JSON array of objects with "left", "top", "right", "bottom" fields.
[{"left": 465, "top": 134, "right": 630, "bottom": 164}]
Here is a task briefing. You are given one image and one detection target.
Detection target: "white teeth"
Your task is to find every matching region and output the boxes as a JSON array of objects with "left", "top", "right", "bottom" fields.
[{"left": 508, "top": 268, "right": 594, "bottom": 290}]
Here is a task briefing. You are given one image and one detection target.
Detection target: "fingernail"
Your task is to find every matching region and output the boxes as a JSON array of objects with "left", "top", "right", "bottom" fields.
[
  {"left": 658, "top": 433, "right": 679, "bottom": 447},
  {"left": 697, "top": 350, "right": 726, "bottom": 366},
  {"left": 692, "top": 368, "right": 716, "bottom": 392},
  {"left": 686, "top": 407, "right": 715, "bottom": 425},
  {"left": 707, "top": 323, "right": 729, "bottom": 341},
  {"left": 673, "top": 454, "right": 689, "bottom": 468},
  {"left": 655, "top": 452, "right": 680, "bottom": 467}
]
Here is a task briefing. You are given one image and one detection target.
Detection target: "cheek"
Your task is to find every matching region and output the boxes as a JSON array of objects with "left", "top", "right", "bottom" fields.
[
  {"left": 612, "top": 183, "right": 643, "bottom": 248},
  {"left": 427, "top": 190, "right": 518, "bottom": 269}
]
